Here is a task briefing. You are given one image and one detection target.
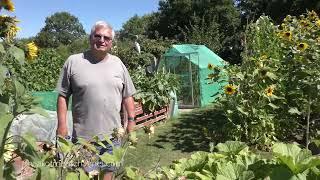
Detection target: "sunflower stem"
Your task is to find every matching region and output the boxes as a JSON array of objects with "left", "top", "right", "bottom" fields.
[{"left": 306, "top": 96, "right": 311, "bottom": 149}]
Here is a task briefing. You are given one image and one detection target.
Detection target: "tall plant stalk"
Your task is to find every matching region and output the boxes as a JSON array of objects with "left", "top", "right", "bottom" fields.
[
  {"left": 306, "top": 96, "right": 311, "bottom": 149},
  {"left": 0, "top": 117, "right": 14, "bottom": 179}
]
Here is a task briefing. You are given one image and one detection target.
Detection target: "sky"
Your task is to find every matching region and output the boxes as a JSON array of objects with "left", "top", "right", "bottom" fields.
[{"left": 7, "top": 0, "right": 160, "bottom": 38}]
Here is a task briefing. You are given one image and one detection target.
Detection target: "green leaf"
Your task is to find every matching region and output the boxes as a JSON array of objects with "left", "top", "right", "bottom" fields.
[
  {"left": 288, "top": 107, "right": 302, "bottom": 115},
  {"left": 66, "top": 172, "right": 79, "bottom": 180},
  {"left": 103, "top": 135, "right": 114, "bottom": 148},
  {"left": 239, "top": 171, "right": 255, "bottom": 180},
  {"left": 126, "top": 166, "right": 139, "bottom": 179},
  {"left": 236, "top": 107, "right": 249, "bottom": 116},
  {"left": 17, "top": 133, "right": 41, "bottom": 163},
  {"left": 36, "top": 167, "right": 58, "bottom": 180},
  {"left": 194, "top": 171, "right": 213, "bottom": 180},
  {"left": 57, "top": 136, "right": 73, "bottom": 154},
  {"left": 0, "top": 114, "right": 13, "bottom": 141},
  {"left": 266, "top": 72, "right": 277, "bottom": 80},
  {"left": 79, "top": 169, "right": 90, "bottom": 180},
  {"left": 77, "top": 138, "right": 98, "bottom": 153},
  {"left": 158, "top": 84, "right": 164, "bottom": 91},
  {"left": 272, "top": 143, "right": 320, "bottom": 174},
  {"left": 216, "top": 141, "right": 249, "bottom": 156},
  {"left": 14, "top": 80, "right": 25, "bottom": 97},
  {"left": 0, "top": 102, "right": 9, "bottom": 117},
  {"left": 236, "top": 154, "right": 259, "bottom": 169},
  {"left": 26, "top": 106, "right": 49, "bottom": 117},
  {"left": 236, "top": 72, "right": 244, "bottom": 80},
  {"left": 216, "top": 162, "right": 254, "bottom": 180},
  {"left": 8, "top": 46, "right": 25, "bottom": 65},
  {"left": 269, "top": 165, "right": 295, "bottom": 180},
  {"left": 100, "top": 151, "right": 116, "bottom": 164},
  {"left": 0, "top": 65, "right": 6, "bottom": 91},
  {"left": 113, "top": 147, "right": 125, "bottom": 162},
  {"left": 0, "top": 43, "right": 5, "bottom": 54},
  {"left": 268, "top": 103, "right": 279, "bottom": 109},
  {"left": 100, "top": 147, "right": 125, "bottom": 165}
]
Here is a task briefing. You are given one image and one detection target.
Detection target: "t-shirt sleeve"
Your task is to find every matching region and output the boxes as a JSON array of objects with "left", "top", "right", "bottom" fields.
[
  {"left": 121, "top": 64, "right": 136, "bottom": 98},
  {"left": 56, "top": 58, "right": 72, "bottom": 98}
]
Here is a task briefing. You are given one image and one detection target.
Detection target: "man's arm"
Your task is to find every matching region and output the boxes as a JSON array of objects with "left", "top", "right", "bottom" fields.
[
  {"left": 122, "top": 96, "right": 135, "bottom": 133},
  {"left": 57, "top": 95, "right": 69, "bottom": 137}
]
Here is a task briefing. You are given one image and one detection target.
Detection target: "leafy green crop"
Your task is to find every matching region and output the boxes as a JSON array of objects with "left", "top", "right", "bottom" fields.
[
  {"left": 125, "top": 141, "right": 320, "bottom": 180},
  {"left": 131, "top": 68, "right": 180, "bottom": 112}
]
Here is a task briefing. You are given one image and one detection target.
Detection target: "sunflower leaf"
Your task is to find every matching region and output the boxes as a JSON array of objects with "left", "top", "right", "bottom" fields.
[{"left": 288, "top": 107, "right": 301, "bottom": 115}]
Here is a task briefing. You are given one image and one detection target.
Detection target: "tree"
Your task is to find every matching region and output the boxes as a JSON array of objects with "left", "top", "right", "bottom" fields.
[
  {"left": 147, "top": 0, "right": 242, "bottom": 64},
  {"left": 237, "top": 0, "right": 320, "bottom": 24},
  {"left": 35, "top": 12, "right": 86, "bottom": 48},
  {"left": 180, "top": 17, "right": 223, "bottom": 52},
  {"left": 119, "top": 14, "right": 157, "bottom": 39}
]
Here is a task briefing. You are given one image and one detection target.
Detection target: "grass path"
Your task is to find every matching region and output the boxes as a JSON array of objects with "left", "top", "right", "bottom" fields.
[{"left": 123, "top": 106, "right": 226, "bottom": 172}]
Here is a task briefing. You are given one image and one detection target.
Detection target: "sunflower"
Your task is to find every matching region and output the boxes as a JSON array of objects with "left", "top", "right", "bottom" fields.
[
  {"left": 265, "top": 86, "right": 274, "bottom": 97},
  {"left": 26, "top": 42, "right": 39, "bottom": 61},
  {"left": 308, "top": 10, "right": 318, "bottom": 20},
  {"left": 257, "top": 62, "right": 264, "bottom": 68},
  {"left": 297, "top": 42, "right": 309, "bottom": 51},
  {"left": 0, "top": 16, "right": 19, "bottom": 39},
  {"left": 224, "top": 84, "right": 236, "bottom": 95},
  {"left": 1, "top": 0, "right": 15, "bottom": 12},
  {"left": 5, "top": 25, "right": 20, "bottom": 40},
  {"left": 207, "top": 63, "right": 214, "bottom": 70},
  {"left": 316, "top": 20, "right": 320, "bottom": 27},
  {"left": 259, "top": 55, "right": 268, "bottom": 60},
  {"left": 282, "top": 31, "right": 292, "bottom": 41},
  {"left": 299, "top": 20, "right": 309, "bottom": 27}
]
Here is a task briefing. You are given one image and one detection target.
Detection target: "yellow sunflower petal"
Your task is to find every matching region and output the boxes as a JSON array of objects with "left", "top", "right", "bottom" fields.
[
  {"left": 224, "top": 84, "right": 237, "bottom": 95},
  {"left": 297, "top": 42, "right": 309, "bottom": 51},
  {"left": 26, "top": 42, "right": 39, "bottom": 61}
]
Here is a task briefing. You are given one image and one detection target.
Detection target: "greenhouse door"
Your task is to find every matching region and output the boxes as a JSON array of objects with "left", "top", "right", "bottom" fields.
[{"left": 174, "top": 56, "right": 200, "bottom": 108}]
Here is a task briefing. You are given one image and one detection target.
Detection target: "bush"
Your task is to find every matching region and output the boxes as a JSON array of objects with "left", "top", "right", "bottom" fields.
[{"left": 10, "top": 48, "right": 65, "bottom": 91}]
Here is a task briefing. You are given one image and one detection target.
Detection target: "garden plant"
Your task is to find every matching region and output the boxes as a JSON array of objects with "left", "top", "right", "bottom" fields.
[{"left": 207, "top": 11, "right": 320, "bottom": 150}]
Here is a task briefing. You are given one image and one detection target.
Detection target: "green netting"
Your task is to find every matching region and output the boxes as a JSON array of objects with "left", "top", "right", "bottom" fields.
[
  {"left": 200, "top": 68, "right": 227, "bottom": 105},
  {"left": 158, "top": 44, "right": 227, "bottom": 108},
  {"left": 32, "top": 91, "right": 59, "bottom": 111}
]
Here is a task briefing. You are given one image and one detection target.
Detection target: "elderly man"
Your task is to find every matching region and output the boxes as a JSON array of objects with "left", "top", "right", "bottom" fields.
[{"left": 56, "top": 21, "right": 136, "bottom": 179}]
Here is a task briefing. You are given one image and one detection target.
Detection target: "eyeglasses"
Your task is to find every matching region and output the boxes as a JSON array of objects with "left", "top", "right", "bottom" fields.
[{"left": 93, "top": 34, "right": 112, "bottom": 42}]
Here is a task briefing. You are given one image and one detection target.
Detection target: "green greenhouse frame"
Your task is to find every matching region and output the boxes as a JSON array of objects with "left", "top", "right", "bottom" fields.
[{"left": 158, "top": 44, "right": 227, "bottom": 108}]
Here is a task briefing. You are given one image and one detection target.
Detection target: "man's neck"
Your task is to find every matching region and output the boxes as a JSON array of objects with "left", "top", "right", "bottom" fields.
[{"left": 91, "top": 50, "right": 109, "bottom": 61}]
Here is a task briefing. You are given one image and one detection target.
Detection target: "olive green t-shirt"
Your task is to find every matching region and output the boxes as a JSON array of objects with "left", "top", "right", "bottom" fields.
[{"left": 57, "top": 51, "right": 136, "bottom": 140}]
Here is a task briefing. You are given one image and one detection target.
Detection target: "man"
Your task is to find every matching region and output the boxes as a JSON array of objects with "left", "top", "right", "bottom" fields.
[{"left": 56, "top": 21, "right": 136, "bottom": 180}]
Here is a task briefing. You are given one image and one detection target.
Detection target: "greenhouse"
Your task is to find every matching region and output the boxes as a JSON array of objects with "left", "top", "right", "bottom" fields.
[{"left": 158, "top": 44, "right": 227, "bottom": 108}]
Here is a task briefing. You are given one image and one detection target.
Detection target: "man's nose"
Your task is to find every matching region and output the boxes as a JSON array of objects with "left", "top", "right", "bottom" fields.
[{"left": 98, "top": 37, "right": 105, "bottom": 42}]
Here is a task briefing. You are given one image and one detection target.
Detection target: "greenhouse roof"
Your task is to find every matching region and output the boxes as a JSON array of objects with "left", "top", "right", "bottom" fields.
[{"left": 163, "top": 44, "right": 226, "bottom": 69}]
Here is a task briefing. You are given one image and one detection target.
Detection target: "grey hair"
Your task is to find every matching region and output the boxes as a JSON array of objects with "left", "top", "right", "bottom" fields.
[{"left": 90, "top": 21, "right": 115, "bottom": 39}]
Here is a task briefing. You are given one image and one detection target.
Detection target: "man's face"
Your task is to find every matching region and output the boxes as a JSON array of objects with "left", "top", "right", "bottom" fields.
[{"left": 90, "top": 27, "right": 113, "bottom": 53}]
